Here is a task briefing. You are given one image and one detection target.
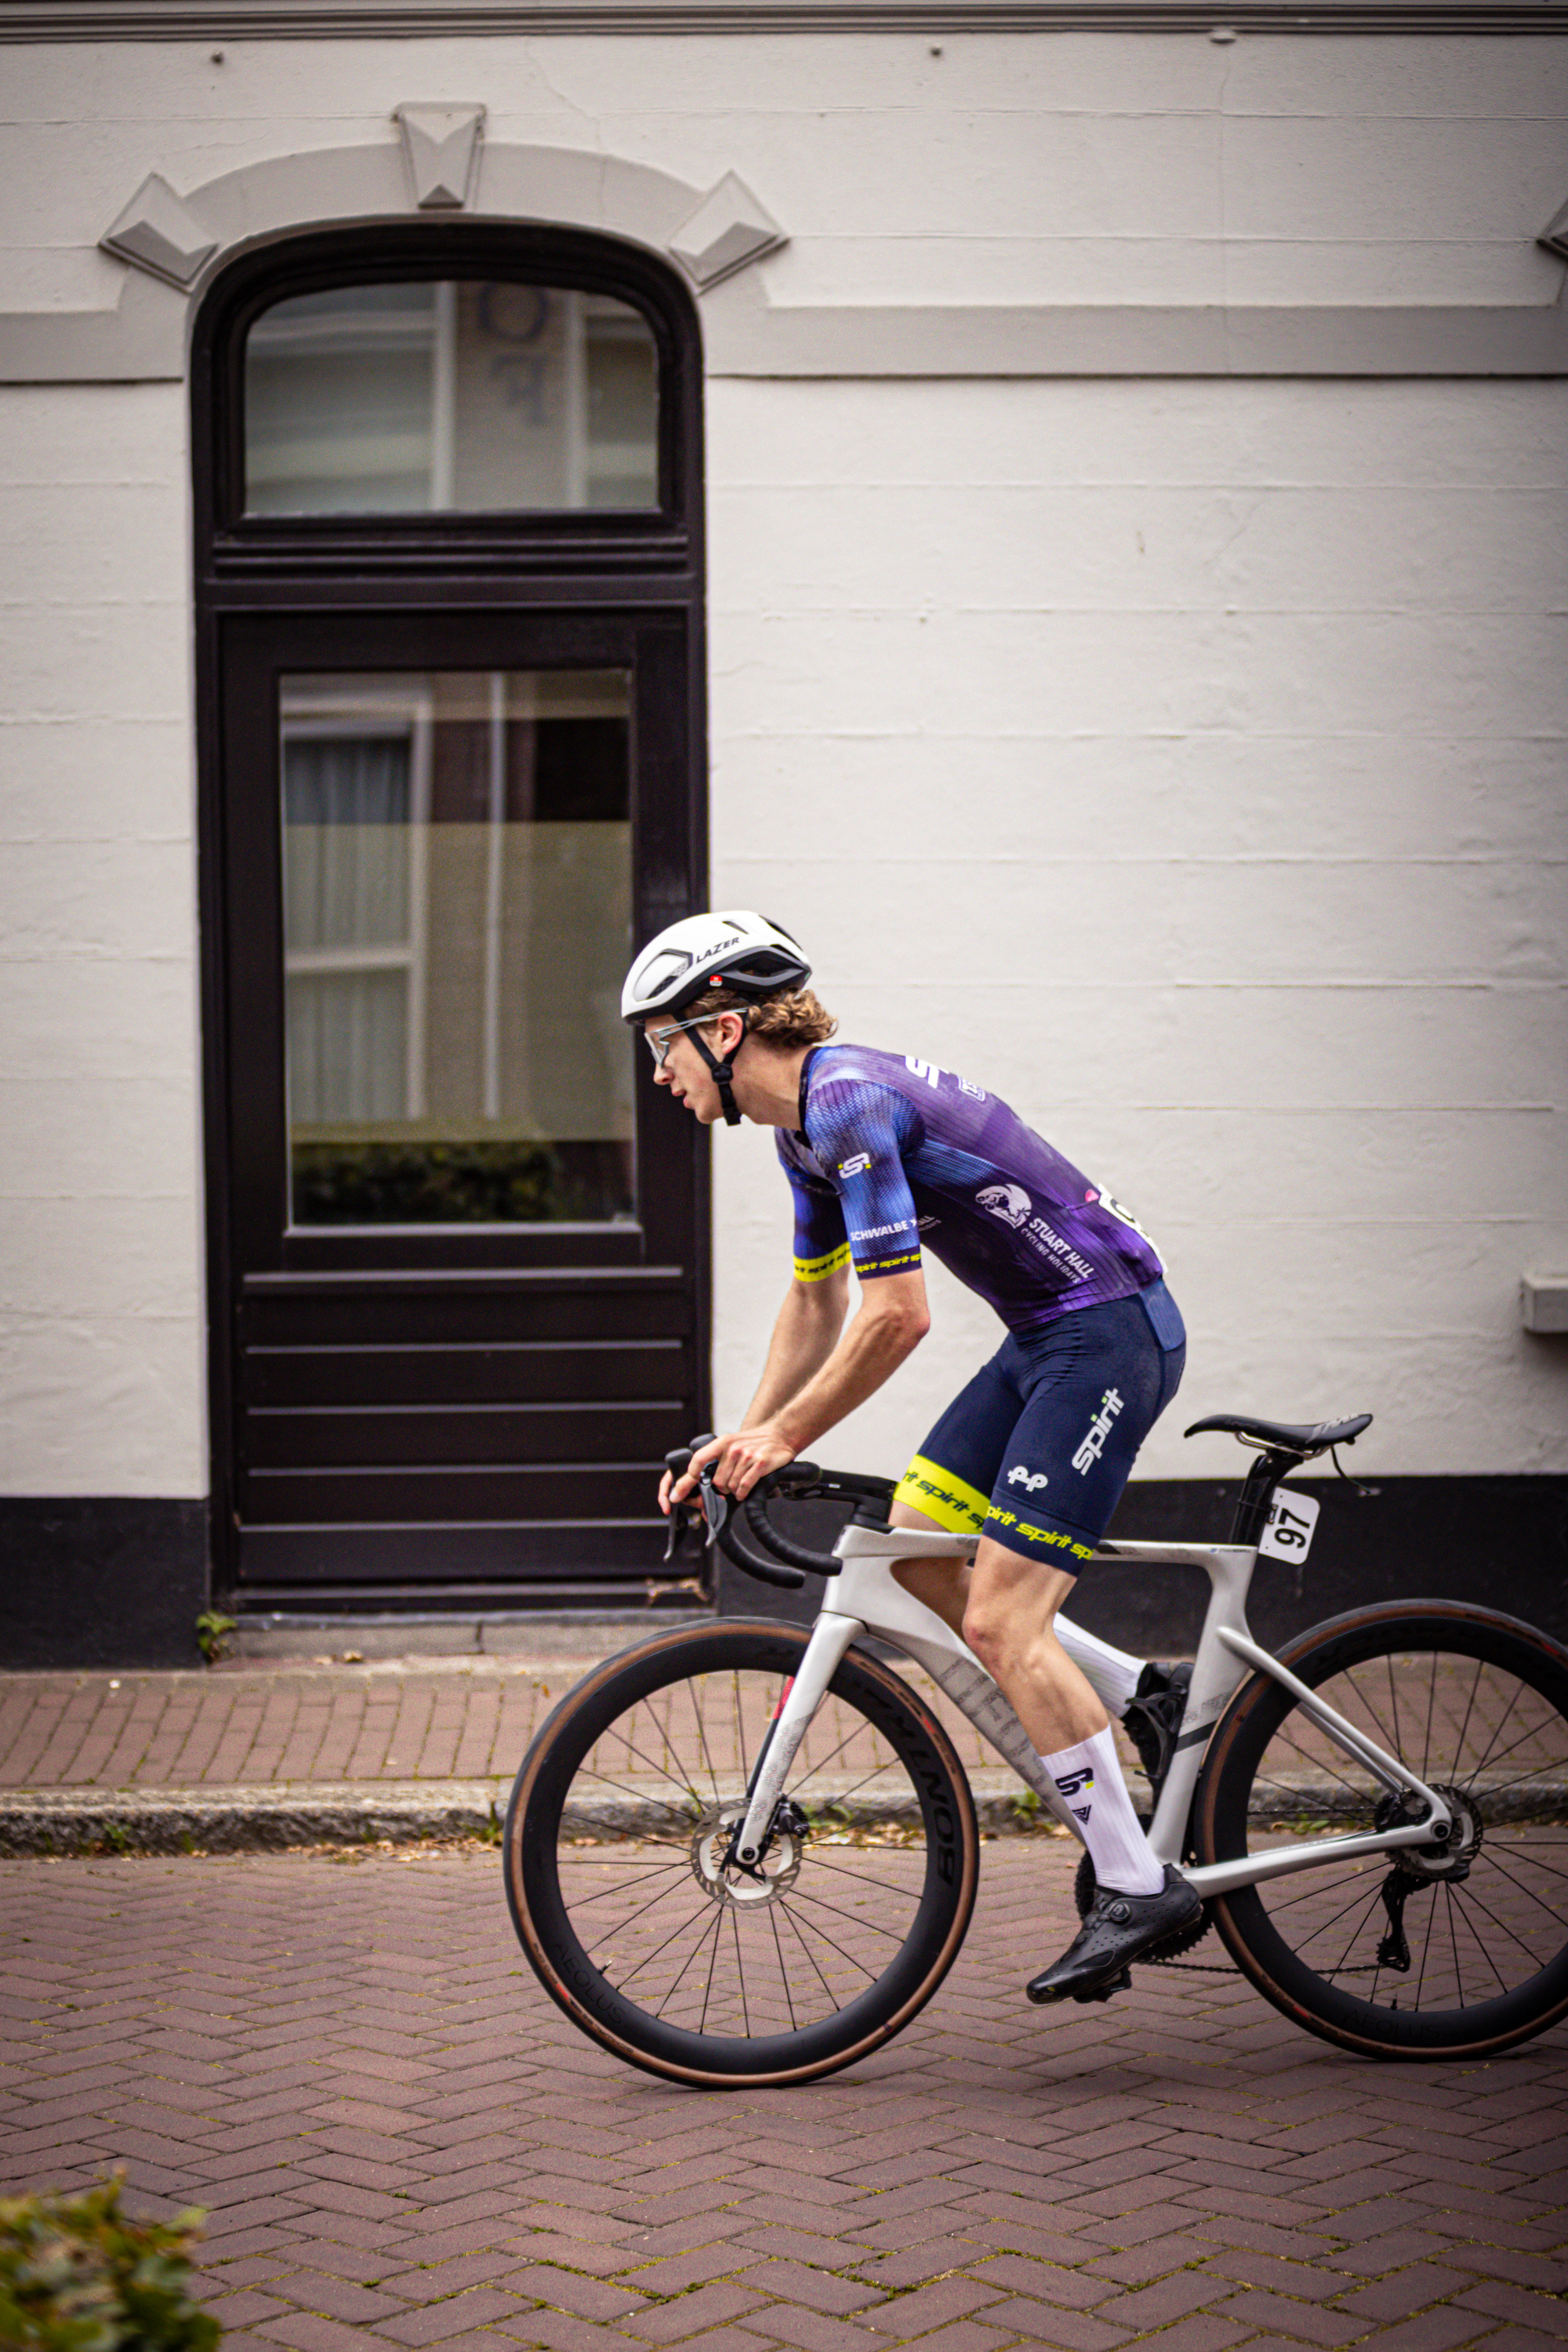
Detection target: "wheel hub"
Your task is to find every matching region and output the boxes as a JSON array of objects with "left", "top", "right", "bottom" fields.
[
  {"left": 690, "top": 1802, "right": 804, "bottom": 1907},
  {"left": 1378, "top": 1783, "right": 1483, "bottom": 1880}
]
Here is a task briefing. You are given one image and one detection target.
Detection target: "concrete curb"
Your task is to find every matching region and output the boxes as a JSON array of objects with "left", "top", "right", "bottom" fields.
[
  {"left": 0, "top": 1780, "right": 514, "bottom": 1856},
  {"left": 4, "top": 1770, "right": 1559, "bottom": 1857},
  {"left": 0, "top": 1773, "right": 1058, "bottom": 1854}
]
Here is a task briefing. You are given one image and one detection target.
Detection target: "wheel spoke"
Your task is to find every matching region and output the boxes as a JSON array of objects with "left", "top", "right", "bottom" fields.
[
  {"left": 562, "top": 1859, "right": 689, "bottom": 1906},
  {"left": 611, "top": 1890, "right": 720, "bottom": 1998},
  {"left": 688, "top": 1678, "right": 725, "bottom": 1804},
  {"left": 1444, "top": 1882, "right": 1512, "bottom": 1997},
  {"left": 769, "top": 1903, "right": 799, "bottom": 2032},
  {"left": 1470, "top": 1846, "right": 1568, "bottom": 1924},
  {"left": 1442, "top": 1878, "right": 1544, "bottom": 1970},
  {"left": 730, "top": 1905, "right": 750, "bottom": 2038},
  {"left": 586, "top": 1877, "right": 713, "bottom": 1970},
  {"left": 779, "top": 1892, "right": 840, "bottom": 2002},
  {"left": 1461, "top": 1679, "right": 1525, "bottom": 1784},
  {"left": 806, "top": 1853, "right": 923, "bottom": 1904},
  {"left": 782, "top": 1897, "right": 881, "bottom": 1982}
]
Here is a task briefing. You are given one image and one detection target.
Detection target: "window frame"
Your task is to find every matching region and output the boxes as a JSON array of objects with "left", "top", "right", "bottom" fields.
[{"left": 193, "top": 222, "right": 702, "bottom": 580}]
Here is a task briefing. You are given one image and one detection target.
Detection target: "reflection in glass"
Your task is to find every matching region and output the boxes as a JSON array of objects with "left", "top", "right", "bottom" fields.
[
  {"left": 281, "top": 671, "right": 633, "bottom": 1225},
  {"left": 246, "top": 281, "right": 658, "bottom": 516}
]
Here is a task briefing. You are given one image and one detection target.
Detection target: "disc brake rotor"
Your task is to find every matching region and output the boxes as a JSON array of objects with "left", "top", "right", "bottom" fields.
[{"left": 691, "top": 1803, "right": 804, "bottom": 1907}]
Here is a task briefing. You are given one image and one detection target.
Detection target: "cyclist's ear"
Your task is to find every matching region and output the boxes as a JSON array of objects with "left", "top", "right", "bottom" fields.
[{"left": 701, "top": 1008, "right": 747, "bottom": 1055}]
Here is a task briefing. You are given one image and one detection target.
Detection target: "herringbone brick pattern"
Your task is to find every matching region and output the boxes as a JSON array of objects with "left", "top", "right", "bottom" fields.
[
  {"left": 0, "top": 1661, "right": 1036, "bottom": 1793},
  {"left": 2, "top": 1846, "right": 1563, "bottom": 2352},
  {"left": 0, "top": 1663, "right": 572, "bottom": 1791}
]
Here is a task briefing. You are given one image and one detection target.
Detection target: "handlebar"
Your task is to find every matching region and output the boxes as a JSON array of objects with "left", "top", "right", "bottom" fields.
[{"left": 662, "top": 1440, "right": 898, "bottom": 1590}]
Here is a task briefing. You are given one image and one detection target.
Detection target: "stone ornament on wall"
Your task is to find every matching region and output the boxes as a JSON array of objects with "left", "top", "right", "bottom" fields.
[
  {"left": 89, "top": 115, "right": 789, "bottom": 308},
  {"left": 394, "top": 104, "right": 485, "bottom": 212},
  {"left": 1540, "top": 196, "right": 1568, "bottom": 261},
  {"left": 667, "top": 173, "right": 787, "bottom": 290},
  {"left": 100, "top": 172, "right": 218, "bottom": 289}
]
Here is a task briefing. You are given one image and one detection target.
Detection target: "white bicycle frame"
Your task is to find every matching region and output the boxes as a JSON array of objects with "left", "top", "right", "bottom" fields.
[{"left": 729, "top": 1523, "right": 1454, "bottom": 1898}]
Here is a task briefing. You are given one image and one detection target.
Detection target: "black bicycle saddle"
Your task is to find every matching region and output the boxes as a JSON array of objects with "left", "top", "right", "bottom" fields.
[{"left": 1184, "top": 1411, "right": 1372, "bottom": 1457}]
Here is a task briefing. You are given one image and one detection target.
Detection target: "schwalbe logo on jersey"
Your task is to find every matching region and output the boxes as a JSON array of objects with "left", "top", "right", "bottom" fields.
[
  {"left": 977, "top": 1182, "right": 1031, "bottom": 1230},
  {"left": 838, "top": 1152, "right": 872, "bottom": 1178}
]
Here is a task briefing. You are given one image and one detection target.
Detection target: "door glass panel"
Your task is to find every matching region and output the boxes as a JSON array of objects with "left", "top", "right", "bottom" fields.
[
  {"left": 281, "top": 670, "right": 634, "bottom": 1225},
  {"left": 246, "top": 282, "right": 659, "bottom": 514}
]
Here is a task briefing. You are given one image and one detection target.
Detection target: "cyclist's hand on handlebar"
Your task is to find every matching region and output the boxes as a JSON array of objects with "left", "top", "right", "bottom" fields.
[{"left": 670, "top": 1425, "right": 798, "bottom": 1506}]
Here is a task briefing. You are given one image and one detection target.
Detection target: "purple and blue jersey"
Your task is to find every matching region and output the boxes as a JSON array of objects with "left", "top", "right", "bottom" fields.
[{"left": 776, "top": 1044, "right": 1163, "bottom": 1333}]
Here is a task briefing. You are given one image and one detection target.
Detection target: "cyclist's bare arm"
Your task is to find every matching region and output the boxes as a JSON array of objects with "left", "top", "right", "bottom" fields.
[
  {"left": 742, "top": 1267, "right": 852, "bottom": 1426},
  {"left": 659, "top": 1271, "right": 847, "bottom": 1515},
  {"left": 667, "top": 1267, "right": 930, "bottom": 1506}
]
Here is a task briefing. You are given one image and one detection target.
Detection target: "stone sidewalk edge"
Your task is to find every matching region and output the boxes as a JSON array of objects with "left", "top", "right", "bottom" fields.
[
  {"left": 1, "top": 1764, "right": 1486, "bottom": 1855},
  {"left": 0, "top": 1772, "right": 1066, "bottom": 1855}
]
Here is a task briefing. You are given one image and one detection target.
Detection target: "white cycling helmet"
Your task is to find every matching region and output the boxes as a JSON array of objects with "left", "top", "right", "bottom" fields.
[{"left": 622, "top": 912, "right": 811, "bottom": 1125}]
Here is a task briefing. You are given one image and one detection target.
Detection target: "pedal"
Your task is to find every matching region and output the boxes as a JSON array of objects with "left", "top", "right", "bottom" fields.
[{"left": 1072, "top": 1965, "right": 1132, "bottom": 2005}]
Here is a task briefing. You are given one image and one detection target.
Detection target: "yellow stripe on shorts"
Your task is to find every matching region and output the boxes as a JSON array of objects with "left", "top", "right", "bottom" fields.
[
  {"left": 895, "top": 1453, "right": 991, "bottom": 1535},
  {"left": 793, "top": 1242, "right": 851, "bottom": 1283}
]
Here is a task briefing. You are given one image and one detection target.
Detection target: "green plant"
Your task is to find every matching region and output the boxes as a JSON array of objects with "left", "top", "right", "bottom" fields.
[
  {"left": 0, "top": 2175, "right": 220, "bottom": 2350},
  {"left": 194, "top": 1613, "right": 236, "bottom": 1666}
]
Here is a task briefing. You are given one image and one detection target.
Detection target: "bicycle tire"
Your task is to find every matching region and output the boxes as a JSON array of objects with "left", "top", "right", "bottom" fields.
[
  {"left": 503, "top": 1620, "right": 980, "bottom": 2088},
  {"left": 1195, "top": 1601, "right": 1568, "bottom": 2058}
]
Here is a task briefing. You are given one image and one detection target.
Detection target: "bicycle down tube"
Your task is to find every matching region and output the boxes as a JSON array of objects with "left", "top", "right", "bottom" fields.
[{"left": 730, "top": 1523, "right": 1452, "bottom": 1896}]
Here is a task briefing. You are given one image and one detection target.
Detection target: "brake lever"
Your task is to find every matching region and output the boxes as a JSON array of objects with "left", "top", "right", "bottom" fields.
[
  {"left": 662, "top": 1436, "right": 716, "bottom": 1560},
  {"left": 661, "top": 1499, "right": 697, "bottom": 1564},
  {"left": 697, "top": 1465, "right": 731, "bottom": 1549}
]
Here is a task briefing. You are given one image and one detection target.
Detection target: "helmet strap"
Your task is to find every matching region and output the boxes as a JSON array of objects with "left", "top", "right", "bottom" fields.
[{"left": 689, "top": 1007, "right": 749, "bottom": 1127}]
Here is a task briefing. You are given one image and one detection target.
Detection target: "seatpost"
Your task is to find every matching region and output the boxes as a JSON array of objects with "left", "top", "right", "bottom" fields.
[{"left": 1228, "top": 1448, "right": 1299, "bottom": 1547}]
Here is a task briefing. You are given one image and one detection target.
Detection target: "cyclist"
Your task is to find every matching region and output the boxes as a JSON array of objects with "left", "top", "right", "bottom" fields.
[{"left": 623, "top": 910, "right": 1200, "bottom": 2005}]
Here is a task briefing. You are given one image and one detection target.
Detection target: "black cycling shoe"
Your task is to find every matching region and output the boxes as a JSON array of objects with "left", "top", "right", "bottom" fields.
[
  {"left": 1121, "top": 1660, "right": 1192, "bottom": 1805},
  {"left": 1025, "top": 1866, "right": 1203, "bottom": 2005}
]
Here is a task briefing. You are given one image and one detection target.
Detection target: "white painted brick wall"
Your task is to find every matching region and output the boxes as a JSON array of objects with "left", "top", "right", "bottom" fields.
[
  {"left": 0, "top": 384, "right": 205, "bottom": 1494},
  {"left": 1, "top": 35, "right": 1565, "bottom": 313},
  {"left": 0, "top": 34, "right": 1563, "bottom": 1495},
  {"left": 708, "top": 379, "right": 1568, "bottom": 1483}
]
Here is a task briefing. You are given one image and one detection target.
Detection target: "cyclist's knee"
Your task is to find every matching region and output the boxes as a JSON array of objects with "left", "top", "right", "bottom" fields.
[{"left": 961, "top": 1595, "right": 1013, "bottom": 1674}]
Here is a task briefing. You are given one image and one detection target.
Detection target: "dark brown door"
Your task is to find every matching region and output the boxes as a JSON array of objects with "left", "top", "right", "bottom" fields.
[
  {"left": 194, "top": 227, "right": 709, "bottom": 1611},
  {"left": 209, "top": 604, "right": 706, "bottom": 1606}
]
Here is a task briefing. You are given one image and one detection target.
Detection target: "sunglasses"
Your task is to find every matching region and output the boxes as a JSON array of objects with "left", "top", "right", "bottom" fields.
[{"left": 644, "top": 1012, "right": 720, "bottom": 1070}]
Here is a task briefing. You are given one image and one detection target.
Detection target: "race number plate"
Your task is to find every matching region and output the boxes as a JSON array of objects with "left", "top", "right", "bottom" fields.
[{"left": 1259, "top": 1490, "right": 1320, "bottom": 1563}]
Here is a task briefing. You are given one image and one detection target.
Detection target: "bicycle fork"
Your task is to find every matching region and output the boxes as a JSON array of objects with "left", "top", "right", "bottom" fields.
[{"left": 728, "top": 1614, "right": 862, "bottom": 1868}]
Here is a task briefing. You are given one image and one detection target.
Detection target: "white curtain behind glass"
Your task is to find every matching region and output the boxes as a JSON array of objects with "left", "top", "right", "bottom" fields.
[{"left": 282, "top": 734, "right": 414, "bottom": 1123}]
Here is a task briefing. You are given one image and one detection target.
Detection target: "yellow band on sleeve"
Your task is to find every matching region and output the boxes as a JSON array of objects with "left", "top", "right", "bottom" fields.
[
  {"left": 895, "top": 1453, "right": 992, "bottom": 1536},
  {"left": 794, "top": 1242, "right": 851, "bottom": 1283}
]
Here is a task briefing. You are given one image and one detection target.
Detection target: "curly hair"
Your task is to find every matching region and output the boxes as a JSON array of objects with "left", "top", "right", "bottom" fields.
[{"left": 694, "top": 985, "right": 838, "bottom": 1050}]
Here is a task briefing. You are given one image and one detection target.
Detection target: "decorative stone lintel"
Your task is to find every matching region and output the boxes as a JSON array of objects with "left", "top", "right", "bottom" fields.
[
  {"left": 394, "top": 104, "right": 485, "bottom": 211},
  {"left": 1538, "top": 197, "right": 1568, "bottom": 262},
  {"left": 99, "top": 172, "right": 217, "bottom": 289},
  {"left": 666, "top": 172, "right": 786, "bottom": 291}
]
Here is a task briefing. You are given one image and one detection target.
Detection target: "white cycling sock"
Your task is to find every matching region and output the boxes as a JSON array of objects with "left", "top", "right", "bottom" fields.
[
  {"left": 1053, "top": 1620, "right": 1142, "bottom": 1717},
  {"left": 1039, "top": 1724, "right": 1164, "bottom": 1896}
]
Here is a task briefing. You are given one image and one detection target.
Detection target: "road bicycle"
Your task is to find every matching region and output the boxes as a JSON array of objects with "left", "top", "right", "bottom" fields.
[{"left": 503, "top": 1410, "right": 1568, "bottom": 2088}]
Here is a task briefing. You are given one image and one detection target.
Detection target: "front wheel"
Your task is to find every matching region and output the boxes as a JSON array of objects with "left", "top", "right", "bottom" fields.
[
  {"left": 504, "top": 1621, "right": 980, "bottom": 2088},
  {"left": 1196, "top": 1602, "right": 1568, "bottom": 2058}
]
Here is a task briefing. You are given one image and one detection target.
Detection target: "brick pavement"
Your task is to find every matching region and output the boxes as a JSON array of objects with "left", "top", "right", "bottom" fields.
[
  {"left": 2, "top": 1844, "right": 1564, "bottom": 2352},
  {"left": 0, "top": 1655, "right": 605, "bottom": 1793}
]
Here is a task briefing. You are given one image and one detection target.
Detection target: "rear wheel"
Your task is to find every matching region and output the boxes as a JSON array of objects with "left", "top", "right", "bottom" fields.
[
  {"left": 504, "top": 1621, "right": 979, "bottom": 2087},
  {"left": 1196, "top": 1602, "right": 1568, "bottom": 2057}
]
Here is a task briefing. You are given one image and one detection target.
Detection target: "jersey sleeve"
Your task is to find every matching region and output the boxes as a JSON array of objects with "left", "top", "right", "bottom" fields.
[
  {"left": 807, "top": 1080, "right": 924, "bottom": 1282},
  {"left": 775, "top": 1137, "right": 851, "bottom": 1283}
]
